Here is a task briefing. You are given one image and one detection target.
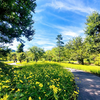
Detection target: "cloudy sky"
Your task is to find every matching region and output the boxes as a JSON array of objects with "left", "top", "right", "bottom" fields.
[{"left": 9, "top": 0, "right": 100, "bottom": 51}]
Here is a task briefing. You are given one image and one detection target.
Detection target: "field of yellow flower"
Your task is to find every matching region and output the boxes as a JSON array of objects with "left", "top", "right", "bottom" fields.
[{"left": 0, "top": 62, "right": 78, "bottom": 100}]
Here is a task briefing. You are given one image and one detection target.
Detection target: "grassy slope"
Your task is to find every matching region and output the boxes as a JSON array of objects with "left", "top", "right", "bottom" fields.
[
  {"left": 0, "top": 62, "right": 78, "bottom": 100},
  {"left": 60, "top": 63, "right": 100, "bottom": 76}
]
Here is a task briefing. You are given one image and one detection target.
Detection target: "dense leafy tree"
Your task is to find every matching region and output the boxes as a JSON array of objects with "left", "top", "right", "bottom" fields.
[
  {"left": 85, "top": 11, "right": 100, "bottom": 53},
  {"left": 0, "top": 0, "right": 36, "bottom": 43},
  {"left": 64, "top": 41, "right": 73, "bottom": 62},
  {"left": 65, "top": 37, "right": 88, "bottom": 64},
  {"left": 17, "top": 52, "right": 26, "bottom": 63},
  {"left": 44, "top": 50, "right": 53, "bottom": 61},
  {"left": 85, "top": 12, "right": 100, "bottom": 41},
  {"left": 17, "top": 43, "right": 24, "bottom": 53},
  {"left": 12, "top": 53, "right": 17, "bottom": 62},
  {"left": 0, "top": 46, "right": 10, "bottom": 58},
  {"left": 29, "top": 46, "right": 44, "bottom": 62}
]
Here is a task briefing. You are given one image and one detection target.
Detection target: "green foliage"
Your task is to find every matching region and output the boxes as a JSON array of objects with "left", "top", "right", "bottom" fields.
[
  {"left": 65, "top": 36, "right": 88, "bottom": 64},
  {"left": 85, "top": 11, "right": 100, "bottom": 38},
  {"left": 94, "top": 54, "right": 100, "bottom": 66},
  {"left": 0, "top": 0, "right": 36, "bottom": 43},
  {"left": 17, "top": 52, "right": 26, "bottom": 63},
  {"left": 56, "top": 34, "right": 64, "bottom": 62},
  {"left": 0, "top": 62, "right": 77, "bottom": 100},
  {"left": 29, "top": 46, "right": 44, "bottom": 62},
  {"left": 56, "top": 34, "right": 64, "bottom": 47},
  {"left": 0, "top": 47, "right": 10, "bottom": 58},
  {"left": 44, "top": 50, "right": 53, "bottom": 61},
  {"left": 17, "top": 43, "right": 24, "bottom": 53}
]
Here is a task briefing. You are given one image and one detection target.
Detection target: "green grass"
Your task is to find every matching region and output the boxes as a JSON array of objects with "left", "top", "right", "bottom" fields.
[
  {"left": 0, "top": 62, "right": 78, "bottom": 100},
  {"left": 60, "top": 63, "right": 100, "bottom": 76}
]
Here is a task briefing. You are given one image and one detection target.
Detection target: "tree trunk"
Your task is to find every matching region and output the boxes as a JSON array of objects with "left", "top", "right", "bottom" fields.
[{"left": 78, "top": 58, "right": 84, "bottom": 65}]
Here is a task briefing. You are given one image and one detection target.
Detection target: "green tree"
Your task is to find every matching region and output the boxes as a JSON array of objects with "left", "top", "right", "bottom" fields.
[
  {"left": 85, "top": 11, "right": 100, "bottom": 53},
  {"left": 17, "top": 43, "right": 24, "bottom": 53},
  {"left": 85, "top": 11, "right": 100, "bottom": 40},
  {"left": 12, "top": 53, "right": 17, "bottom": 62},
  {"left": 56, "top": 34, "right": 64, "bottom": 62},
  {"left": 18, "top": 52, "right": 26, "bottom": 63},
  {"left": 64, "top": 41, "right": 73, "bottom": 62},
  {"left": 29, "top": 46, "right": 44, "bottom": 62},
  {"left": 65, "top": 37, "right": 88, "bottom": 65},
  {"left": 0, "top": 0, "right": 36, "bottom": 43},
  {"left": 44, "top": 50, "right": 53, "bottom": 61},
  {"left": 0, "top": 46, "right": 10, "bottom": 59}
]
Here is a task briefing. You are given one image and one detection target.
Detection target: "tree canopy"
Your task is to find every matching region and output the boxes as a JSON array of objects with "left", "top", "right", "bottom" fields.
[
  {"left": 0, "top": 0, "right": 36, "bottom": 43},
  {"left": 85, "top": 11, "right": 100, "bottom": 43}
]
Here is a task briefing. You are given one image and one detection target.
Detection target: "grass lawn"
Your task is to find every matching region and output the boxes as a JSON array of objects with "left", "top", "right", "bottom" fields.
[
  {"left": 60, "top": 62, "right": 100, "bottom": 76},
  {"left": 0, "top": 62, "right": 78, "bottom": 100}
]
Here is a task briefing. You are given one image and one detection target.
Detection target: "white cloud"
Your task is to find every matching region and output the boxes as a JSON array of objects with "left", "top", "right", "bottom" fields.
[
  {"left": 48, "top": 12, "right": 70, "bottom": 22},
  {"left": 53, "top": 25, "right": 84, "bottom": 39},
  {"left": 35, "top": 9, "right": 44, "bottom": 13},
  {"left": 61, "top": 31, "right": 78, "bottom": 37},
  {"left": 7, "top": 39, "right": 20, "bottom": 50},
  {"left": 43, "top": 46, "right": 54, "bottom": 51},
  {"left": 44, "top": 0, "right": 95, "bottom": 14}
]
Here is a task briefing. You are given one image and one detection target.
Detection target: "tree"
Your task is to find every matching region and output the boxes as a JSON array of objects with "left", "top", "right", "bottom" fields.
[
  {"left": 17, "top": 43, "right": 24, "bottom": 53},
  {"left": 29, "top": 46, "right": 44, "bottom": 62},
  {"left": 12, "top": 53, "right": 17, "bottom": 62},
  {"left": 64, "top": 41, "right": 73, "bottom": 62},
  {"left": 56, "top": 34, "right": 64, "bottom": 62},
  {"left": 0, "top": 46, "right": 10, "bottom": 59},
  {"left": 85, "top": 11, "right": 100, "bottom": 53},
  {"left": 44, "top": 50, "right": 53, "bottom": 61},
  {"left": 65, "top": 36, "right": 88, "bottom": 65},
  {"left": 18, "top": 52, "right": 26, "bottom": 63},
  {"left": 0, "top": 0, "right": 36, "bottom": 43}
]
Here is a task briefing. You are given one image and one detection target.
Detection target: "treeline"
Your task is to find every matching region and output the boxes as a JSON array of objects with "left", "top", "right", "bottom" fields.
[{"left": 1, "top": 11, "right": 100, "bottom": 65}]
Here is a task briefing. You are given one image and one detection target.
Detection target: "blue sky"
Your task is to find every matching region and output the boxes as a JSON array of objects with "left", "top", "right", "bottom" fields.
[{"left": 9, "top": 0, "right": 100, "bottom": 51}]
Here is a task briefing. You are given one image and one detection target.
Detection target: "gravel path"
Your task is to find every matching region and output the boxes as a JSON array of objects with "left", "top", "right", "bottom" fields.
[{"left": 66, "top": 68, "right": 100, "bottom": 100}]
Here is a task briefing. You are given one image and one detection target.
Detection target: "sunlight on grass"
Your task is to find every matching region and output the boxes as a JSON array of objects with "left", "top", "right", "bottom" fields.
[{"left": 60, "top": 63, "right": 100, "bottom": 76}]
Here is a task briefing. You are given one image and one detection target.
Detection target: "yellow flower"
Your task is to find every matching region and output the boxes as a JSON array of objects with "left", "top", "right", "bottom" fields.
[
  {"left": 28, "top": 97, "right": 32, "bottom": 100},
  {"left": 12, "top": 88, "right": 15, "bottom": 91},
  {"left": 0, "top": 83, "right": 2, "bottom": 85},
  {"left": 39, "top": 83, "right": 43, "bottom": 88},
  {"left": 39, "top": 97, "right": 41, "bottom": 100},
  {"left": 6, "top": 80, "right": 10, "bottom": 83},
  {"left": 2, "top": 85, "right": 9, "bottom": 88},
  {"left": 20, "top": 80, "right": 23, "bottom": 83},
  {"left": 16, "top": 89, "right": 20, "bottom": 92},
  {"left": 53, "top": 87, "right": 58, "bottom": 94},
  {"left": 45, "top": 75, "right": 48, "bottom": 77},
  {"left": 44, "top": 92, "right": 46, "bottom": 94},
  {"left": 74, "top": 91, "right": 79, "bottom": 94},
  {"left": 58, "top": 89, "right": 61, "bottom": 91},
  {"left": 47, "top": 82, "right": 49, "bottom": 85},
  {"left": 0, "top": 94, "right": 9, "bottom": 100},
  {"left": 57, "top": 84, "right": 59, "bottom": 86},
  {"left": 36, "top": 82, "right": 39, "bottom": 85}
]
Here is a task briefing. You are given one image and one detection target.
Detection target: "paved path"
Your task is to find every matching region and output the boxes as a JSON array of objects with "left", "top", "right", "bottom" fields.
[
  {"left": 8, "top": 63, "right": 17, "bottom": 65},
  {"left": 66, "top": 68, "right": 100, "bottom": 100}
]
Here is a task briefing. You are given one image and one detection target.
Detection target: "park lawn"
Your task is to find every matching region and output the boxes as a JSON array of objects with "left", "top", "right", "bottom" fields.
[
  {"left": 0, "top": 62, "right": 78, "bottom": 100},
  {"left": 60, "top": 62, "right": 100, "bottom": 76}
]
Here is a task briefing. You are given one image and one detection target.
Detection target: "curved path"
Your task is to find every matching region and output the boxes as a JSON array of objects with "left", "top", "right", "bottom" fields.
[
  {"left": 66, "top": 68, "right": 100, "bottom": 100},
  {"left": 8, "top": 63, "right": 17, "bottom": 65}
]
